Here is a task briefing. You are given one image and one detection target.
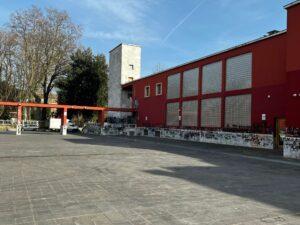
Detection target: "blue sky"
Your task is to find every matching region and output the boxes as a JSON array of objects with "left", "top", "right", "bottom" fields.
[{"left": 0, "top": 0, "right": 292, "bottom": 76}]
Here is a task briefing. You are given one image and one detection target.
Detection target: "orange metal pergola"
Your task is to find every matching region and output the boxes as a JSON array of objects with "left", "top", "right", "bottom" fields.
[{"left": 0, "top": 101, "right": 135, "bottom": 135}]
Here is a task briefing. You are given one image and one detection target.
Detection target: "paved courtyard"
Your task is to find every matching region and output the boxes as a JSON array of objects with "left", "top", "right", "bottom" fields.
[{"left": 0, "top": 132, "right": 299, "bottom": 225}]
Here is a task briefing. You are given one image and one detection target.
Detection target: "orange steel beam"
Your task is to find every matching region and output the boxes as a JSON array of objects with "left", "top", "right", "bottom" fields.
[
  {"left": 0, "top": 101, "right": 135, "bottom": 112},
  {"left": 0, "top": 101, "right": 19, "bottom": 107}
]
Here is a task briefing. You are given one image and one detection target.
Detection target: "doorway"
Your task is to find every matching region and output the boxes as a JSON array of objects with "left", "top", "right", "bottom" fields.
[{"left": 274, "top": 118, "right": 286, "bottom": 150}]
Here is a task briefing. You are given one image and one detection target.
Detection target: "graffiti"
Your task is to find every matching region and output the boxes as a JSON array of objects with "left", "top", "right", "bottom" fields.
[
  {"left": 83, "top": 125, "right": 274, "bottom": 150},
  {"left": 136, "top": 128, "right": 274, "bottom": 149},
  {"left": 283, "top": 137, "right": 300, "bottom": 159}
]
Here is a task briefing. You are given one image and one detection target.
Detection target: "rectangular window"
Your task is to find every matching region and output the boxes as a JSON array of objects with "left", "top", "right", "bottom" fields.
[
  {"left": 166, "top": 102, "right": 179, "bottom": 126},
  {"left": 225, "top": 94, "right": 251, "bottom": 127},
  {"left": 182, "top": 100, "right": 198, "bottom": 127},
  {"left": 201, "top": 98, "right": 221, "bottom": 127},
  {"left": 144, "top": 86, "right": 150, "bottom": 98},
  {"left": 156, "top": 83, "right": 162, "bottom": 96},
  {"left": 183, "top": 68, "right": 199, "bottom": 97},
  {"left": 167, "top": 73, "right": 180, "bottom": 99},
  {"left": 202, "top": 61, "right": 222, "bottom": 94},
  {"left": 129, "top": 64, "right": 134, "bottom": 70},
  {"left": 226, "top": 53, "right": 252, "bottom": 91}
]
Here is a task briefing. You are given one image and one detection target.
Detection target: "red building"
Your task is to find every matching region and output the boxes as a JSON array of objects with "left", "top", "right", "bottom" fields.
[{"left": 122, "top": 1, "right": 300, "bottom": 135}]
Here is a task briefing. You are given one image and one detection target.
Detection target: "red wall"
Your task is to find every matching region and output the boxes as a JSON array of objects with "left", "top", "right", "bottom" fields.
[
  {"left": 251, "top": 34, "right": 287, "bottom": 127},
  {"left": 286, "top": 4, "right": 300, "bottom": 128},
  {"left": 133, "top": 74, "right": 167, "bottom": 127},
  {"left": 127, "top": 3, "right": 300, "bottom": 130},
  {"left": 286, "top": 4, "right": 300, "bottom": 72},
  {"left": 130, "top": 32, "right": 288, "bottom": 129},
  {"left": 130, "top": 32, "right": 289, "bottom": 129}
]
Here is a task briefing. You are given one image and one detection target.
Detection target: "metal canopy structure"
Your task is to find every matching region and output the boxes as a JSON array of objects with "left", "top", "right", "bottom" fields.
[{"left": 0, "top": 101, "right": 135, "bottom": 135}]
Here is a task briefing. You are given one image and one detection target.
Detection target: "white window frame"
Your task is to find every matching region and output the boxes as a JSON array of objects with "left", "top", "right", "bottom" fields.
[
  {"left": 144, "top": 86, "right": 150, "bottom": 98},
  {"left": 155, "top": 83, "right": 162, "bottom": 96}
]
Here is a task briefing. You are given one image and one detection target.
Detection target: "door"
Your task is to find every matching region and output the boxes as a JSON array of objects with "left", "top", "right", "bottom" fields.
[{"left": 274, "top": 118, "right": 286, "bottom": 150}]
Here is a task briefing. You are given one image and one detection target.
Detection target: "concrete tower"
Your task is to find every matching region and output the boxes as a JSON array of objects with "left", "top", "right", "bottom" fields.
[{"left": 108, "top": 44, "right": 141, "bottom": 117}]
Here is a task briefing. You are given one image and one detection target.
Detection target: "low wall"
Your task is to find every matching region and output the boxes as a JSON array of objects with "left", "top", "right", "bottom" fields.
[
  {"left": 83, "top": 123, "right": 136, "bottom": 136},
  {"left": 283, "top": 137, "right": 300, "bottom": 159},
  {"left": 79, "top": 124, "right": 300, "bottom": 158},
  {"left": 130, "top": 127, "right": 274, "bottom": 150},
  {"left": 83, "top": 125, "right": 274, "bottom": 150}
]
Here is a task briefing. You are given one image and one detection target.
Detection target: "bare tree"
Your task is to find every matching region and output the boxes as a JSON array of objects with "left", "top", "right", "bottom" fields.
[
  {"left": 9, "top": 6, "right": 81, "bottom": 118},
  {"left": 0, "top": 30, "right": 18, "bottom": 118},
  {"left": 0, "top": 30, "right": 18, "bottom": 100}
]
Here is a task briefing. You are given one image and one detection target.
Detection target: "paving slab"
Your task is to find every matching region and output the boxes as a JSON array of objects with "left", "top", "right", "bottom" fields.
[{"left": 0, "top": 132, "right": 299, "bottom": 225}]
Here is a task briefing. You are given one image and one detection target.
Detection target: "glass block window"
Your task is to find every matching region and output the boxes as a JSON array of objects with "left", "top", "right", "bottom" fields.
[
  {"left": 201, "top": 98, "right": 221, "bottom": 127},
  {"left": 167, "top": 73, "right": 180, "bottom": 99},
  {"left": 225, "top": 94, "right": 251, "bottom": 127},
  {"left": 182, "top": 100, "right": 198, "bottom": 127},
  {"left": 226, "top": 53, "right": 252, "bottom": 91},
  {"left": 183, "top": 68, "right": 199, "bottom": 97},
  {"left": 166, "top": 102, "right": 179, "bottom": 126},
  {"left": 202, "top": 61, "right": 222, "bottom": 94}
]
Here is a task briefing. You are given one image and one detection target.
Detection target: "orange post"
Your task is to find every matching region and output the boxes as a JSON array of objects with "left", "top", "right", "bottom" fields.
[
  {"left": 61, "top": 107, "right": 68, "bottom": 135},
  {"left": 62, "top": 107, "right": 68, "bottom": 126},
  {"left": 98, "top": 110, "right": 105, "bottom": 126}
]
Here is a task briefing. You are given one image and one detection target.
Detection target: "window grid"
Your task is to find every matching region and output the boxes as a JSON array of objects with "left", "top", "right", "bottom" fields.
[
  {"left": 226, "top": 53, "right": 252, "bottom": 91},
  {"left": 183, "top": 68, "right": 199, "bottom": 97},
  {"left": 201, "top": 98, "right": 222, "bottom": 128},
  {"left": 167, "top": 73, "right": 180, "bottom": 99},
  {"left": 225, "top": 94, "right": 252, "bottom": 127},
  {"left": 202, "top": 61, "right": 222, "bottom": 94},
  {"left": 166, "top": 102, "right": 179, "bottom": 126},
  {"left": 182, "top": 100, "right": 198, "bottom": 127}
]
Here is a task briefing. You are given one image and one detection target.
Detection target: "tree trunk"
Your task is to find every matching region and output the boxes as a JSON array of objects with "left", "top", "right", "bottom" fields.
[{"left": 41, "top": 92, "right": 49, "bottom": 120}]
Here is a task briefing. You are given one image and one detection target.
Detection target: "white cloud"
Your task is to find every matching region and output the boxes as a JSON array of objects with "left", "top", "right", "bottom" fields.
[
  {"left": 85, "top": 30, "right": 159, "bottom": 42},
  {"left": 83, "top": 0, "right": 150, "bottom": 24},
  {"left": 70, "top": 0, "right": 160, "bottom": 43}
]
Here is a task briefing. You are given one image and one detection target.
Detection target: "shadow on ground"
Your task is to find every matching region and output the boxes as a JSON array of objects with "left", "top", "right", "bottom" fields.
[{"left": 64, "top": 135, "right": 300, "bottom": 214}]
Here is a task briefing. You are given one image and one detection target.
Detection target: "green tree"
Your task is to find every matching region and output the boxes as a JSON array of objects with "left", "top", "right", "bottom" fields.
[{"left": 57, "top": 48, "right": 108, "bottom": 120}]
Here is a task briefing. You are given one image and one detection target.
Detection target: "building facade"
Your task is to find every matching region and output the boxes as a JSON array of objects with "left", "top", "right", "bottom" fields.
[
  {"left": 108, "top": 44, "right": 141, "bottom": 117},
  {"left": 109, "top": 1, "right": 300, "bottom": 134}
]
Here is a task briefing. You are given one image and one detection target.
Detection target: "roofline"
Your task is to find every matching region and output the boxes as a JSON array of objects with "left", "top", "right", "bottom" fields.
[
  {"left": 123, "top": 30, "right": 287, "bottom": 86},
  {"left": 109, "top": 43, "right": 141, "bottom": 53},
  {"left": 284, "top": 0, "right": 300, "bottom": 9}
]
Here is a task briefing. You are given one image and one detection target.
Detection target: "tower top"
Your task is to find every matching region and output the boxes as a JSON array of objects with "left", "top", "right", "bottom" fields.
[{"left": 109, "top": 43, "right": 141, "bottom": 53}]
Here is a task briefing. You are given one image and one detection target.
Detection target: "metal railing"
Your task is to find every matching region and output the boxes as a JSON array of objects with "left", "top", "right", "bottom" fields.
[{"left": 0, "top": 120, "right": 12, "bottom": 126}]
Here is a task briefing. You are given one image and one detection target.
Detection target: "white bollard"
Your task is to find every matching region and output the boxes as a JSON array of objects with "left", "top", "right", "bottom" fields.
[{"left": 16, "top": 123, "right": 22, "bottom": 135}]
